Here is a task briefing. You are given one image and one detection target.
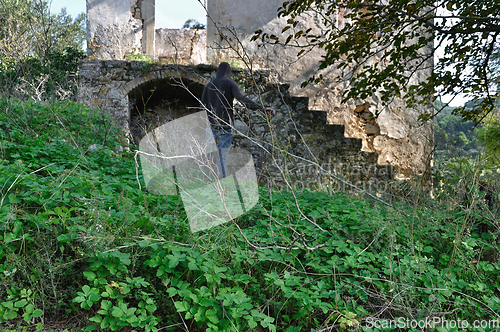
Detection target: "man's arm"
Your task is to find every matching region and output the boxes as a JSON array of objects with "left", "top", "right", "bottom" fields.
[
  {"left": 230, "top": 80, "right": 262, "bottom": 110},
  {"left": 230, "top": 80, "right": 275, "bottom": 116},
  {"left": 200, "top": 83, "right": 209, "bottom": 109}
]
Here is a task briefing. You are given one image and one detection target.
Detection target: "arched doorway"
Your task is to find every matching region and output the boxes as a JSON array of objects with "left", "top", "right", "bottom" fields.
[{"left": 128, "top": 77, "right": 205, "bottom": 145}]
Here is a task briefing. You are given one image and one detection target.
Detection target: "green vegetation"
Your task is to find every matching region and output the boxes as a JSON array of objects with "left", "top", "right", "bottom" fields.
[
  {"left": 125, "top": 53, "right": 153, "bottom": 64},
  {"left": 182, "top": 19, "right": 206, "bottom": 30},
  {"left": 478, "top": 115, "right": 500, "bottom": 164},
  {"left": 433, "top": 100, "right": 500, "bottom": 218},
  {"left": 434, "top": 100, "right": 481, "bottom": 161},
  {"left": 0, "top": 0, "right": 85, "bottom": 101},
  {"left": 0, "top": 99, "right": 499, "bottom": 331},
  {"left": 0, "top": 1, "right": 498, "bottom": 331}
]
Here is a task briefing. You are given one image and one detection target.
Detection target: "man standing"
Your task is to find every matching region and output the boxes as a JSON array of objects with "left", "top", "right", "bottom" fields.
[{"left": 201, "top": 62, "right": 275, "bottom": 178}]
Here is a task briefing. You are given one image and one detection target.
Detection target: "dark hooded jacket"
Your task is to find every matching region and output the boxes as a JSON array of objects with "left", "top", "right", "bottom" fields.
[{"left": 201, "top": 62, "right": 263, "bottom": 128}]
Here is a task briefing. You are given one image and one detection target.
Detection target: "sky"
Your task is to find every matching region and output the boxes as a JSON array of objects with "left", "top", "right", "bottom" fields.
[{"left": 48, "top": 0, "right": 207, "bottom": 29}]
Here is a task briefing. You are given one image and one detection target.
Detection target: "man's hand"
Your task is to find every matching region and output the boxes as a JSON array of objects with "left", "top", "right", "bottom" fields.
[{"left": 265, "top": 108, "right": 276, "bottom": 117}]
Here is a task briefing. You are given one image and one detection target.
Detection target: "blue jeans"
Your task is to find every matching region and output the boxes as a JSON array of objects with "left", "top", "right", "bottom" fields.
[{"left": 212, "top": 128, "right": 234, "bottom": 178}]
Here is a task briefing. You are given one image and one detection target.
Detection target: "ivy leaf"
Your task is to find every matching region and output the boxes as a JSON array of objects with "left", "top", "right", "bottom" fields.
[
  {"left": 205, "top": 309, "right": 219, "bottom": 324},
  {"left": 174, "top": 301, "right": 190, "bottom": 313}
]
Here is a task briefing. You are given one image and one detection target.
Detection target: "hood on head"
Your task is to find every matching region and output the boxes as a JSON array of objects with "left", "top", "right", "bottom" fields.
[{"left": 216, "top": 62, "right": 231, "bottom": 78}]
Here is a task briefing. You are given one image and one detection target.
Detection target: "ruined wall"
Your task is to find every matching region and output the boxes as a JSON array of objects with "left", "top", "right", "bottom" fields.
[
  {"left": 77, "top": 60, "right": 207, "bottom": 131},
  {"left": 83, "top": 0, "right": 432, "bottom": 180},
  {"left": 156, "top": 29, "right": 207, "bottom": 64},
  {"left": 86, "top": 0, "right": 154, "bottom": 60},
  {"left": 206, "top": 0, "right": 433, "bottom": 179},
  {"left": 77, "top": 61, "right": 393, "bottom": 192},
  {"left": 86, "top": 0, "right": 205, "bottom": 64}
]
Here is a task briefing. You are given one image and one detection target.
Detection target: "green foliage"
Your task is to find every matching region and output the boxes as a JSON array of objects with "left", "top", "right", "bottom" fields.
[
  {"left": 145, "top": 246, "right": 277, "bottom": 331},
  {"left": 74, "top": 273, "right": 160, "bottom": 331},
  {"left": 125, "top": 53, "right": 153, "bottom": 64},
  {"left": 478, "top": 116, "right": 500, "bottom": 162},
  {"left": 434, "top": 101, "right": 480, "bottom": 160},
  {"left": 182, "top": 19, "right": 206, "bottom": 30},
  {"left": 254, "top": 0, "right": 500, "bottom": 123},
  {"left": 0, "top": 0, "right": 85, "bottom": 58},
  {"left": 0, "top": 0, "right": 86, "bottom": 100},
  {"left": 0, "top": 288, "right": 43, "bottom": 323},
  {"left": 0, "top": 99, "right": 499, "bottom": 331},
  {"left": 3, "top": 47, "right": 86, "bottom": 100}
]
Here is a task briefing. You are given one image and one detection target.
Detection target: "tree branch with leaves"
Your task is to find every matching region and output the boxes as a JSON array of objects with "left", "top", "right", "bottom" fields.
[{"left": 253, "top": 0, "right": 500, "bottom": 123}]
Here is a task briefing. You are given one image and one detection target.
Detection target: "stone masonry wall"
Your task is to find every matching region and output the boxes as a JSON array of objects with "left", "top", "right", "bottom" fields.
[
  {"left": 87, "top": 0, "right": 140, "bottom": 60},
  {"left": 206, "top": 0, "right": 433, "bottom": 179},
  {"left": 77, "top": 60, "right": 393, "bottom": 192},
  {"left": 155, "top": 29, "right": 207, "bottom": 64},
  {"left": 84, "top": 0, "right": 432, "bottom": 181}
]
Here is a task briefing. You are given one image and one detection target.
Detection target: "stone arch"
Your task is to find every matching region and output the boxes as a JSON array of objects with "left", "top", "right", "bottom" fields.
[
  {"left": 120, "top": 67, "right": 208, "bottom": 96},
  {"left": 123, "top": 68, "right": 207, "bottom": 144}
]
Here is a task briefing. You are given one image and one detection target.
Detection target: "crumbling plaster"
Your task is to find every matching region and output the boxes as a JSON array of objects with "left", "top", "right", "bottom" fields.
[
  {"left": 86, "top": 0, "right": 154, "bottom": 60},
  {"left": 156, "top": 29, "right": 207, "bottom": 64}
]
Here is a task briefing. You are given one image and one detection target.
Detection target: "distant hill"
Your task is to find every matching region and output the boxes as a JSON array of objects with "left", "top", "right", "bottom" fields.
[{"left": 434, "top": 100, "right": 481, "bottom": 160}]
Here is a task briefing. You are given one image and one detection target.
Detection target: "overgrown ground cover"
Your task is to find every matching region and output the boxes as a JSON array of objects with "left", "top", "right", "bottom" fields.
[{"left": 1, "top": 99, "right": 500, "bottom": 331}]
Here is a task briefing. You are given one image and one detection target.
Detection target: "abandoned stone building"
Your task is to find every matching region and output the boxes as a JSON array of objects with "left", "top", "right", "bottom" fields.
[{"left": 79, "top": 0, "right": 433, "bottom": 192}]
